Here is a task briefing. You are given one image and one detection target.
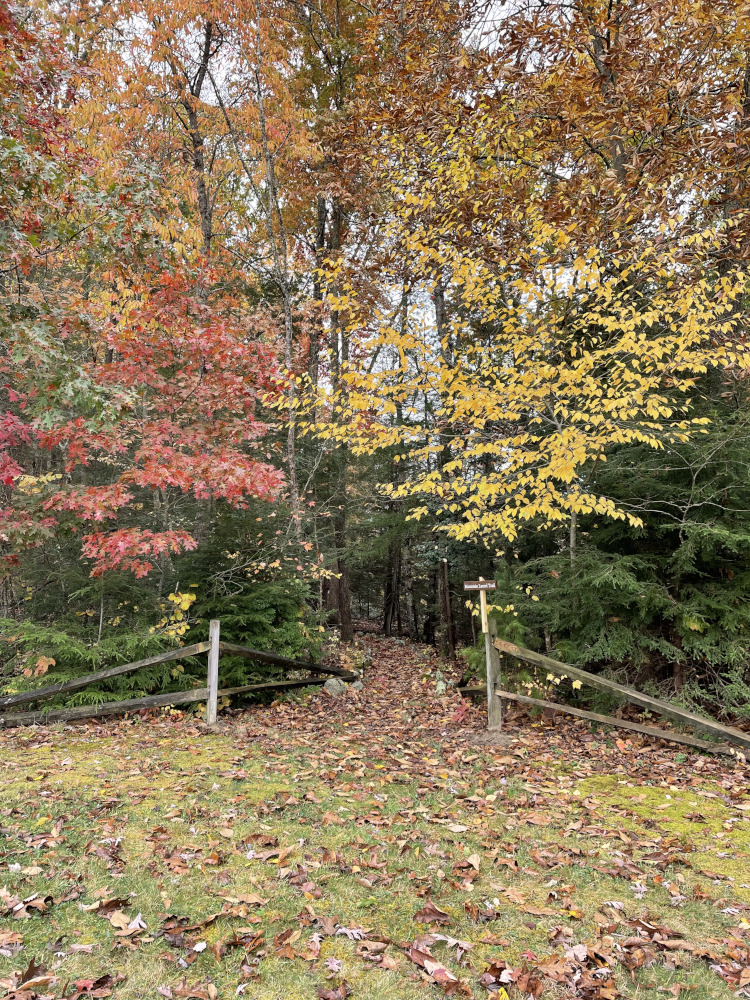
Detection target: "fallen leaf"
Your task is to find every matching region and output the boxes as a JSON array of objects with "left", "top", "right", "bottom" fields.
[
  {"left": 414, "top": 900, "right": 451, "bottom": 925},
  {"left": 316, "top": 982, "right": 350, "bottom": 999}
]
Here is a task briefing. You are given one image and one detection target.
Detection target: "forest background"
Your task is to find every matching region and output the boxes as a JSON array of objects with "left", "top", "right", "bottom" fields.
[{"left": 2, "top": 0, "right": 750, "bottom": 720}]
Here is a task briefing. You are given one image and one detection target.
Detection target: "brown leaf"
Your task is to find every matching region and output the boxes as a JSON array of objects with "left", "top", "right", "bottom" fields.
[
  {"left": 408, "top": 943, "right": 459, "bottom": 984},
  {"left": 316, "top": 982, "right": 351, "bottom": 999},
  {"left": 315, "top": 916, "right": 339, "bottom": 937},
  {"left": 414, "top": 900, "right": 451, "bottom": 925},
  {"left": 81, "top": 897, "right": 130, "bottom": 914},
  {"left": 107, "top": 910, "right": 130, "bottom": 930},
  {"left": 172, "top": 980, "right": 218, "bottom": 1000},
  {"left": 424, "top": 958, "right": 457, "bottom": 984},
  {"left": 0, "top": 930, "right": 24, "bottom": 957},
  {"left": 66, "top": 974, "right": 115, "bottom": 999},
  {"left": 320, "top": 811, "right": 345, "bottom": 826},
  {"left": 379, "top": 952, "right": 400, "bottom": 971},
  {"left": 355, "top": 940, "right": 388, "bottom": 960},
  {"left": 220, "top": 893, "right": 267, "bottom": 907}
]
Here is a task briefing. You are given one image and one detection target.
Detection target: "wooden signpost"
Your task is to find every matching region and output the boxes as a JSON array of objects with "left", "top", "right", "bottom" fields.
[
  {"left": 464, "top": 579, "right": 502, "bottom": 730},
  {"left": 206, "top": 619, "right": 221, "bottom": 727}
]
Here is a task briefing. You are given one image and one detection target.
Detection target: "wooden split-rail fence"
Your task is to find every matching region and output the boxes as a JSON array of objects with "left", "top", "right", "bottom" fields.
[
  {"left": 0, "top": 620, "right": 355, "bottom": 729},
  {"left": 462, "top": 625, "right": 750, "bottom": 758}
]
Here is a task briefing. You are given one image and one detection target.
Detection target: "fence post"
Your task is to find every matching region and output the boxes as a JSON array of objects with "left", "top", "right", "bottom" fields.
[
  {"left": 206, "top": 619, "right": 220, "bottom": 725},
  {"left": 486, "top": 617, "right": 502, "bottom": 730}
]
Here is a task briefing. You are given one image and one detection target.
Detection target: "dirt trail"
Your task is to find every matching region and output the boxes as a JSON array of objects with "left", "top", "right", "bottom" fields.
[{"left": 237, "top": 634, "right": 744, "bottom": 789}]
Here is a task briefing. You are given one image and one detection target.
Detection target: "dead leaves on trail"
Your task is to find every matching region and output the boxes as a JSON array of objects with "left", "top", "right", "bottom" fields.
[
  {"left": 407, "top": 940, "right": 465, "bottom": 992},
  {"left": 0, "top": 889, "right": 53, "bottom": 921},
  {"left": 0, "top": 932, "right": 24, "bottom": 961},
  {"left": 471, "top": 913, "right": 750, "bottom": 999},
  {"left": 63, "top": 974, "right": 117, "bottom": 1000},
  {"left": 158, "top": 980, "right": 218, "bottom": 1000}
]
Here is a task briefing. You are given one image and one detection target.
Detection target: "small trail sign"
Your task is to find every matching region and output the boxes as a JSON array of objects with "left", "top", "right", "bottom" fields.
[{"left": 463, "top": 579, "right": 497, "bottom": 633}]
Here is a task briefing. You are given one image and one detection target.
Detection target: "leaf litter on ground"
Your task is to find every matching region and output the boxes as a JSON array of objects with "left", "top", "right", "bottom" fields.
[{"left": 0, "top": 635, "right": 749, "bottom": 999}]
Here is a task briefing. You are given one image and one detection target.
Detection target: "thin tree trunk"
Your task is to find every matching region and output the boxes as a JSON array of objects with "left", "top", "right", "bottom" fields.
[
  {"left": 396, "top": 556, "right": 403, "bottom": 633},
  {"left": 404, "top": 542, "right": 418, "bottom": 640},
  {"left": 383, "top": 546, "right": 394, "bottom": 636},
  {"left": 434, "top": 276, "right": 454, "bottom": 471},
  {"left": 97, "top": 584, "right": 104, "bottom": 644},
  {"left": 310, "top": 195, "right": 327, "bottom": 386},
  {"left": 208, "top": 47, "right": 302, "bottom": 535},
  {"left": 281, "top": 286, "right": 301, "bottom": 533},
  {"left": 327, "top": 198, "right": 352, "bottom": 640},
  {"left": 335, "top": 494, "right": 353, "bottom": 642},
  {"left": 383, "top": 537, "right": 401, "bottom": 636},
  {"left": 438, "top": 559, "right": 456, "bottom": 659},
  {"left": 673, "top": 660, "right": 685, "bottom": 694},
  {"left": 434, "top": 275, "right": 451, "bottom": 363},
  {"left": 426, "top": 570, "right": 438, "bottom": 646},
  {"left": 569, "top": 509, "right": 577, "bottom": 565},
  {"left": 168, "top": 20, "right": 218, "bottom": 265},
  {"left": 323, "top": 576, "right": 337, "bottom": 622}
]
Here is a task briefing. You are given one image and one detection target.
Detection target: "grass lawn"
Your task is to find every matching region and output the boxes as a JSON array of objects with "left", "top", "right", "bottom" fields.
[{"left": 1, "top": 637, "right": 749, "bottom": 999}]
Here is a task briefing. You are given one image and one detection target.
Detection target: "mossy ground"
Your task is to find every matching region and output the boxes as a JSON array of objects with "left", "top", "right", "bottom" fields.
[{"left": 1, "top": 637, "right": 749, "bottom": 999}]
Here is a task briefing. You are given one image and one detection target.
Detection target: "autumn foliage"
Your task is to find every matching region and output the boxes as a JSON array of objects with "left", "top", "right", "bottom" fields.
[{"left": 0, "top": 3, "right": 289, "bottom": 581}]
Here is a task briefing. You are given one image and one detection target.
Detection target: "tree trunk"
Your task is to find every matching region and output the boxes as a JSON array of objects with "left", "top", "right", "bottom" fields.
[
  {"left": 281, "top": 285, "right": 301, "bottom": 535},
  {"left": 335, "top": 497, "right": 353, "bottom": 642},
  {"left": 327, "top": 198, "right": 352, "bottom": 642},
  {"left": 179, "top": 21, "right": 217, "bottom": 261},
  {"left": 425, "top": 570, "right": 437, "bottom": 645},
  {"left": 323, "top": 576, "right": 337, "bottom": 622},
  {"left": 383, "top": 540, "right": 400, "bottom": 636},
  {"left": 310, "top": 194, "right": 327, "bottom": 386},
  {"left": 208, "top": 43, "right": 301, "bottom": 533},
  {"left": 569, "top": 509, "right": 577, "bottom": 565},
  {"left": 404, "top": 542, "right": 418, "bottom": 640},
  {"left": 434, "top": 275, "right": 451, "bottom": 363},
  {"left": 438, "top": 559, "right": 456, "bottom": 659},
  {"left": 673, "top": 659, "right": 685, "bottom": 695}
]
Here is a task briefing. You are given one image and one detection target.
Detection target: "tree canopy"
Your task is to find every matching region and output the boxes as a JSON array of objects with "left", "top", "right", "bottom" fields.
[{"left": 2, "top": 0, "right": 750, "bottom": 715}]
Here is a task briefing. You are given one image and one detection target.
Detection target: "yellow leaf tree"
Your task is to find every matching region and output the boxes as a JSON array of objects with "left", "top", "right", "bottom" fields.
[{"left": 308, "top": 0, "right": 750, "bottom": 547}]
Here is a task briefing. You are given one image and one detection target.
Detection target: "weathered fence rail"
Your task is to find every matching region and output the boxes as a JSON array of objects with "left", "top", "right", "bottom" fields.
[
  {"left": 494, "top": 640, "right": 750, "bottom": 752},
  {"left": 218, "top": 642, "right": 353, "bottom": 678},
  {"left": 460, "top": 638, "right": 750, "bottom": 755},
  {"left": 0, "top": 643, "right": 211, "bottom": 711},
  {"left": 0, "top": 686, "right": 212, "bottom": 728},
  {"left": 0, "top": 620, "right": 354, "bottom": 729},
  {"left": 460, "top": 685, "right": 735, "bottom": 756}
]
